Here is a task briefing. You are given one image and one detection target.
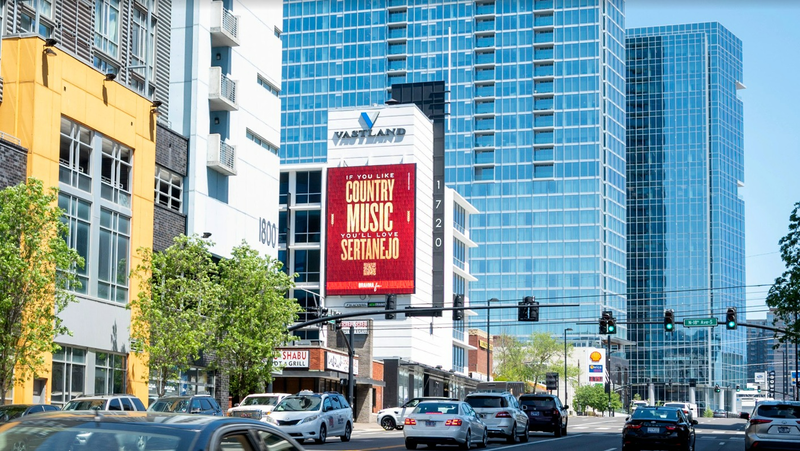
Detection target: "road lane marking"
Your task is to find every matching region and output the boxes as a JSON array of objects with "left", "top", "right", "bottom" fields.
[
  {"left": 488, "top": 434, "right": 585, "bottom": 449},
  {"left": 349, "top": 444, "right": 407, "bottom": 451}
]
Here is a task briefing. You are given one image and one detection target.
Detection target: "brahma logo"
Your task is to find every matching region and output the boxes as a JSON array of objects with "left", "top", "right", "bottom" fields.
[{"left": 332, "top": 111, "right": 406, "bottom": 140}]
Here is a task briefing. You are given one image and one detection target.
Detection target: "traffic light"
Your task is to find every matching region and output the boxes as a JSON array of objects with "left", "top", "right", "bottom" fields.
[
  {"left": 385, "top": 294, "right": 397, "bottom": 320},
  {"left": 714, "top": 384, "right": 720, "bottom": 393},
  {"left": 545, "top": 372, "right": 559, "bottom": 391},
  {"left": 518, "top": 300, "right": 529, "bottom": 321},
  {"left": 453, "top": 294, "right": 464, "bottom": 321},
  {"left": 335, "top": 319, "right": 342, "bottom": 331},
  {"left": 599, "top": 311, "right": 611, "bottom": 334},
  {"left": 735, "top": 385, "right": 740, "bottom": 392},
  {"left": 526, "top": 296, "right": 540, "bottom": 322},
  {"left": 664, "top": 309, "right": 675, "bottom": 332},
  {"left": 607, "top": 315, "right": 617, "bottom": 334},
  {"left": 726, "top": 307, "right": 737, "bottom": 330}
]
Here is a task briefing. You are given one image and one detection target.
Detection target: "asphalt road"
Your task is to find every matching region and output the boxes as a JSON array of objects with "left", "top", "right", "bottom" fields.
[{"left": 302, "top": 416, "right": 746, "bottom": 451}]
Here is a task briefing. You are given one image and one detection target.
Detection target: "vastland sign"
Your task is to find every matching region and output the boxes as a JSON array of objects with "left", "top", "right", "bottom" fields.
[
  {"left": 325, "top": 163, "right": 416, "bottom": 296},
  {"left": 332, "top": 111, "right": 406, "bottom": 140}
]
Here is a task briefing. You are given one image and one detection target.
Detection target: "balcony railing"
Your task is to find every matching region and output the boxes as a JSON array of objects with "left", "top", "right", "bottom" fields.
[
  {"left": 207, "top": 133, "right": 237, "bottom": 176},
  {"left": 210, "top": 1, "right": 240, "bottom": 47},
  {"left": 534, "top": 14, "right": 554, "bottom": 27},
  {"left": 209, "top": 66, "right": 238, "bottom": 111},
  {"left": 475, "top": 85, "right": 495, "bottom": 98},
  {"left": 475, "top": 52, "right": 495, "bottom": 65},
  {"left": 534, "top": 64, "right": 554, "bottom": 77},
  {"left": 474, "top": 135, "right": 494, "bottom": 148},
  {"left": 534, "top": 48, "right": 554, "bottom": 60},
  {"left": 475, "top": 101, "right": 494, "bottom": 115}
]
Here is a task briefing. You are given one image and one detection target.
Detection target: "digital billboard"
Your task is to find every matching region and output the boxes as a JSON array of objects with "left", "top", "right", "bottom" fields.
[{"left": 325, "top": 164, "right": 416, "bottom": 296}]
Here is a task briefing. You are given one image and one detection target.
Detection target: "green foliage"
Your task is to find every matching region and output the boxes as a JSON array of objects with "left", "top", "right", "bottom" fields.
[
  {"left": 632, "top": 393, "right": 642, "bottom": 400},
  {"left": 766, "top": 201, "right": 800, "bottom": 345},
  {"left": 493, "top": 332, "right": 579, "bottom": 389},
  {"left": 703, "top": 407, "right": 714, "bottom": 417},
  {"left": 130, "top": 235, "right": 223, "bottom": 397},
  {"left": 573, "top": 384, "right": 622, "bottom": 414},
  {"left": 0, "top": 179, "right": 83, "bottom": 403},
  {"left": 211, "top": 242, "right": 300, "bottom": 400}
]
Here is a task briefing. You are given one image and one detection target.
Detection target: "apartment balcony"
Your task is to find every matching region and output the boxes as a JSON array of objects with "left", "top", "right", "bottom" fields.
[
  {"left": 534, "top": 63, "right": 555, "bottom": 79},
  {"left": 207, "top": 133, "right": 237, "bottom": 176},
  {"left": 209, "top": 66, "right": 238, "bottom": 111},
  {"left": 534, "top": 0, "right": 554, "bottom": 11},
  {"left": 475, "top": 2, "right": 495, "bottom": 18},
  {"left": 474, "top": 51, "right": 495, "bottom": 67},
  {"left": 534, "top": 31, "right": 554, "bottom": 45},
  {"left": 475, "top": 84, "right": 495, "bottom": 99},
  {"left": 534, "top": 13, "right": 554, "bottom": 27},
  {"left": 474, "top": 133, "right": 495, "bottom": 149},
  {"left": 210, "top": 1, "right": 240, "bottom": 47},
  {"left": 387, "top": 26, "right": 407, "bottom": 42}
]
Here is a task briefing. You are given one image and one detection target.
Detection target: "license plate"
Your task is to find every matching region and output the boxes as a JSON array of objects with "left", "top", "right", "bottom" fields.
[
  {"left": 240, "top": 413, "right": 250, "bottom": 418},
  {"left": 778, "top": 426, "right": 790, "bottom": 433},
  {"left": 647, "top": 427, "right": 660, "bottom": 434},
  {"left": 426, "top": 421, "right": 436, "bottom": 427},
  {"left": 480, "top": 414, "right": 487, "bottom": 418},
  {"left": 530, "top": 411, "right": 539, "bottom": 416}
]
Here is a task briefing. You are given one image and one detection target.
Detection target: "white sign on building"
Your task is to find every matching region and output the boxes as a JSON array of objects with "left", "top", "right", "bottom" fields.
[
  {"left": 340, "top": 320, "right": 369, "bottom": 335},
  {"left": 326, "top": 351, "right": 359, "bottom": 376},
  {"left": 274, "top": 349, "right": 309, "bottom": 368}
]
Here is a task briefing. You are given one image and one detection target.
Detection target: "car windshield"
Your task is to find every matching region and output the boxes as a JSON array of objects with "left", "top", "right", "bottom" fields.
[
  {"left": 465, "top": 396, "right": 506, "bottom": 408},
  {"left": 62, "top": 400, "right": 105, "bottom": 411},
  {"left": 520, "top": 398, "right": 555, "bottom": 409},
  {"left": 148, "top": 398, "right": 190, "bottom": 413},
  {"left": 242, "top": 396, "right": 282, "bottom": 406},
  {"left": 0, "top": 406, "right": 27, "bottom": 422},
  {"left": 664, "top": 403, "right": 686, "bottom": 409},
  {"left": 0, "top": 420, "right": 188, "bottom": 451},
  {"left": 756, "top": 404, "right": 800, "bottom": 419},
  {"left": 274, "top": 396, "right": 321, "bottom": 412},
  {"left": 415, "top": 402, "right": 459, "bottom": 415},
  {"left": 631, "top": 408, "right": 679, "bottom": 421}
]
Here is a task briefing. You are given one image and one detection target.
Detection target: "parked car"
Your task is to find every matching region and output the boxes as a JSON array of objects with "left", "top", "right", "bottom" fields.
[
  {"left": 518, "top": 393, "right": 569, "bottom": 437},
  {"left": 265, "top": 390, "right": 353, "bottom": 444},
  {"left": 61, "top": 394, "right": 146, "bottom": 412},
  {"left": 0, "top": 404, "right": 59, "bottom": 423},
  {"left": 744, "top": 400, "right": 800, "bottom": 451},
  {"left": 0, "top": 410, "right": 307, "bottom": 451},
  {"left": 713, "top": 409, "right": 728, "bottom": 418},
  {"left": 464, "top": 391, "right": 529, "bottom": 443},
  {"left": 663, "top": 402, "right": 697, "bottom": 423},
  {"left": 228, "top": 393, "right": 291, "bottom": 420},
  {"left": 403, "top": 400, "right": 487, "bottom": 450},
  {"left": 377, "top": 397, "right": 458, "bottom": 430},
  {"left": 631, "top": 400, "right": 648, "bottom": 411},
  {"left": 148, "top": 394, "right": 223, "bottom": 416},
  {"left": 622, "top": 406, "right": 697, "bottom": 451}
]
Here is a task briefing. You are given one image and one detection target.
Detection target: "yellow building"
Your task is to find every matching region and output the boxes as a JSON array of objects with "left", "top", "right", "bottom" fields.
[{"left": 0, "top": 36, "right": 154, "bottom": 404}]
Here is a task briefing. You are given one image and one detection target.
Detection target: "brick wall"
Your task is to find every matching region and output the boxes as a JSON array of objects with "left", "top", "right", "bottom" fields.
[
  {"left": 153, "top": 205, "right": 186, "bottom": 252},
  {"left": 0, "top": 139, "right": 28, "bottom": 190},
  {"left": 155, "top": 125, "right": 188, "bottom": 175}
]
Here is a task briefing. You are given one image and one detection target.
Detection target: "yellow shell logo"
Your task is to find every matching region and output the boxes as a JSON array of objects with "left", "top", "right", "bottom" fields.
[{"left": 590, "top": 351, "right": 602, "bottom": 362}]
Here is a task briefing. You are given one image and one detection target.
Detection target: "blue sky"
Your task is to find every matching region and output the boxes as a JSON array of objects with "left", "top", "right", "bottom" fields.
[{"left": 626, "top": 0, "right": 800, "bottom": 320}]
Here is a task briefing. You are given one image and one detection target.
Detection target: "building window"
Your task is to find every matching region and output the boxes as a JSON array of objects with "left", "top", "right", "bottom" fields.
[
  {"left": 452, "top": 346, "right": 466, "bottom": 373},
  {"left": 97, "top": 208, "right": 130, "bottom": 303},
  {"left": 295, "top": 171, "right": 321, "bottom": 204},
  {"left": 100, "top": 137, "right": 132, "bottom": 208},
  {"left": 129, "top": 6, "right": 156, "bottom": 94},
  {"left": 294, "top": 210, "right": 321, "bottom": 244},
  {"left": 279, "top": 172, "right": 289, "bottom": 205},
  {"left": 19, "top": 0, "right": 54, "bottom": 37},
  {"left": 93, "top": 56, "right": 119, "bottom": 77},
  {"left": 94, "top": 0, "right": 122, "bottom": 58},
  {"left": 454, "top": 204, "right": 467, "bottom": 235},
  {"left": 533, "top": 164, "right": 554, "bottom": 179},
  {"left": 58, "top": 194, "right": 91, "bottom": 294},
  {"left": 453, "top": 239, "right": 466, "bottom": 270},
  {"left": 278, "top": 210, "right": 288, "bottom": 244},
  {"left": 51, "top": 347, "right": 86, "bottom": 405},
  {"left": 59, "top": 118, "right": 93, "bottom": 192},
  {"left": 149, "top": 367, "right": 216, "bottom": 398},
  {"left": 94, "top": 353, "right": 125, "bottom": 395},
  {"left": 294, "top": 250, "right": 320, "bottom": 283},
  {"left": 154, "top": 166, "right": 183, "bottom": 212},
  {"left": 246, "top": 129, "right": 279, "bottom": 155},
  {"left": 257, "top": 75, "right": 280, "bottom": 97}
]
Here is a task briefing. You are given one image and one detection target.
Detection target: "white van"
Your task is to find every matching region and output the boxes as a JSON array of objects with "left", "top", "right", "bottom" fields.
[{"left": 664, "top": 402, "right": 698, "bottom": 422}]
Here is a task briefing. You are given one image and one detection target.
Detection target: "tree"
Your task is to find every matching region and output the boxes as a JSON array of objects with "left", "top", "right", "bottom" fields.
[
  {"left": 766, "top": 201, "right": 800, "bottom": 345},
  {"left": 211, "top": 242, "right": 300, "bottom": 401},
  {"left": 130, "top": 235, "right": 223, "bottom": 397},
  {"left": 493, "top": 332, "right": 579, "bottom": 389},
  {"left": 0, "top": 179, "right": 83, "bottom": 404},
  {"left": 573, "top": 384, "right": 622, "bottom": 415}
]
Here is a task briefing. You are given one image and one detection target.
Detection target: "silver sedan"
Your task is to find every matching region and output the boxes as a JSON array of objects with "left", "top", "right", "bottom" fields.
[{"left": 403, "top": 401, "right": 487, "bottom": 450}]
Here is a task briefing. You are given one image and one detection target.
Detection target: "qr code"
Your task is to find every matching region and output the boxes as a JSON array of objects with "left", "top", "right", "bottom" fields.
[{"left": 363, "top": 263, "right": 376, "bottom": 276}]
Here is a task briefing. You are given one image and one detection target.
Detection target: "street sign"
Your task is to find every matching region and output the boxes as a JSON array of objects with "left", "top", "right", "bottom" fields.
[{"left": 683, "top": 318, "right": 718, "bottom": 327}]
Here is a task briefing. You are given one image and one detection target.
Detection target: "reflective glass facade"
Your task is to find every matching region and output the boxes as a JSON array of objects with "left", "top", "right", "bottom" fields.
[
  {"left": 626, "top": 23, "right": 745, "bottom": 401},
  {"left": 281, "top": 0, "right": 627, "bottom": 341}
]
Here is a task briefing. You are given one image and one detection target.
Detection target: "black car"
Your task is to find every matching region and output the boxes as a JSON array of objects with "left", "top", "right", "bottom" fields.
[
  {"left": 0, "top": 411, "right": 306, "bottom": 451},
  {"left": 518, "top": 394, "right": 568, "bottom": 437},
  {"left": 0, "top": 404, "right": 59, "bottom": 422},
  {"left": 622, "top": 406, "right": 697, "bottom": 451},
  {"left": 148, "top": 394, "right": 223, "bottom": 416}
]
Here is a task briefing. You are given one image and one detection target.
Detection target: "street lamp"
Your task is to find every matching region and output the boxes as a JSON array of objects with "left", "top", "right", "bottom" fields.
[
  {"left": 564, "top": 328, "right": 573, "bottom": 408},
  {"left": 486, "top": 298, "right": 498, "bottom": 381}
]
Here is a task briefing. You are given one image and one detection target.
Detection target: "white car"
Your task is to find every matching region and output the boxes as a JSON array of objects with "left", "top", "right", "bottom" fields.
[
  {"left": 378, "top": 397, "right": 458, "bottom": 430},
  {"left": 664, "top": 402, "right": 698, "bottom": 423},
  {"left": 403, "top": 400, "right": 487, "bottom": 450},
  {"left": 227, "top": 393, "right": 290, "bottom": 421},
  {"left": 265, "top": 391, "right": 353, "bottom": 444}
]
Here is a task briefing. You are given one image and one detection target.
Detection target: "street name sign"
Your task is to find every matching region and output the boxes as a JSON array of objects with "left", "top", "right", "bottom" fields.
[{"left": 683, "top": 318, "right": 718, "bottom": 327}]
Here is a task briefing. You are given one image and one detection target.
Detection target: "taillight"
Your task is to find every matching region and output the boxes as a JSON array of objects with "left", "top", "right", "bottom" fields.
[
  {"left": 665, "top": 425, "right": 678, "bottom": 431},
  {"left": 749, "top": 419, "right": 772, "bottom": 425},
  {"left": 445, "top": 419, "right": 463, "bottom": 426},
  {"left": 625, "top": 424, "right": 642, "bottom": 430},
  {"left": 552, "top": 409, "right": 559, "bottom": 416},
  {"left": 405, "top": 418, "right": 417, "bottom": 425},
  {"left": 496, "top": 411, "right": 511, "bottom": 418}
]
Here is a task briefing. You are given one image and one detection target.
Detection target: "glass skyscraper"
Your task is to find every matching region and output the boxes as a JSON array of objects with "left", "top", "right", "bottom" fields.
[
  {"left": 281, "top": 0, "right": 627, "bottom": 342},
  {"left": 626, "top": 23, "right": 746, "bottom": 404}
]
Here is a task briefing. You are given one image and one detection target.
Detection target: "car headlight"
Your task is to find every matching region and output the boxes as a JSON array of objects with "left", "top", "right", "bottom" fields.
[
  {"left": 299, "top": 414, "right": 320, "bottom": 424},
  {"left": 264, "top": 415, "right": 277, "bottom": 424}
]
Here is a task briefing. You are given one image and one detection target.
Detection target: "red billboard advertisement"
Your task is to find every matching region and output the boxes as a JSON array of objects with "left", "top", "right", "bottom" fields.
[{"left": 325, "top": 164, "right": 416, "bottom": 296}]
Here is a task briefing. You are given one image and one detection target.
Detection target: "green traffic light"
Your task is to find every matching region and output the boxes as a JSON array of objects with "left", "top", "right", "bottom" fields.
[
  {"left": 727, "top": 321, "right": 736, "bottom": 328},
  {"left": 666, "top": 323, "right": 673, "bottom": 331},
  {"left": 608, "top": 325, "right": 615, "bottom": 333}
]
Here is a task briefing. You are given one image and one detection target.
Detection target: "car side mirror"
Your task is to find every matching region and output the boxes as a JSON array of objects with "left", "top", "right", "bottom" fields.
[
  {"left": 625, "top": 416, "right": 630, "bottom": 421},
  {"left": 234, "top": 403, "right": 240, "bottom": 407},
  {"left": 692, "top": 419, "right": 698, "bottom": 425},
  {"left": 325, "top": 406, "right": 332, "bottom": 412},
  {"left": 190, "top": 408, "right": 201, "bottom": 414},
  {"left": 563, "top": 405, "right": 569, "bottom": 410},
  {"left": 740, "top": 412, "right": 750, "bottom": 420}
]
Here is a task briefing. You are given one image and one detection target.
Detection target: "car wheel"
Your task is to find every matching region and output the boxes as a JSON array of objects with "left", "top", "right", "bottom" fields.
[
  {"left": 506, "top": 423, "right": 519, "bottom": 443},
  {"left": 477, "top": 430, "right": 488, "bottom": 449},
  {"left": 459, "top": 429, "right": 472, "bottom": 450},
  {"left": 381, "top": 416, "right": 397, "bottom": 431},
  {"left": 520, "top": 423, "right": 529, "bottom": 443},
  {"left": 563, "top": 418, "right": 568, "bottom": 436},
  {"left": 554, "top": 423, "right": 563, "bottom": 437},
  {"left": 314, "top": 423, "right": 327, "bottom": 444},
  {"left": 341, "top": 422, "right": 352, "bottom": 442},
  {"left": 405, "top": 440, "right": 417, "bottom": 450}
]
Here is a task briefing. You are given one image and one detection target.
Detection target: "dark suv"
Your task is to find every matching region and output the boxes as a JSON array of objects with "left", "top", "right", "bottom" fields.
[
  {"left": 519, "top": 393, "right": 568, "bottom": 436},
  {"left": 148, "top": 394, "right": 223, "bottom": 416}
]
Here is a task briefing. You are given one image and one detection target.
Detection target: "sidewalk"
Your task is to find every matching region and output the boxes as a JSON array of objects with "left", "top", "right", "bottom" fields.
[{"left": 354, "top": 421, "right": 390, "bottom": 432}]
